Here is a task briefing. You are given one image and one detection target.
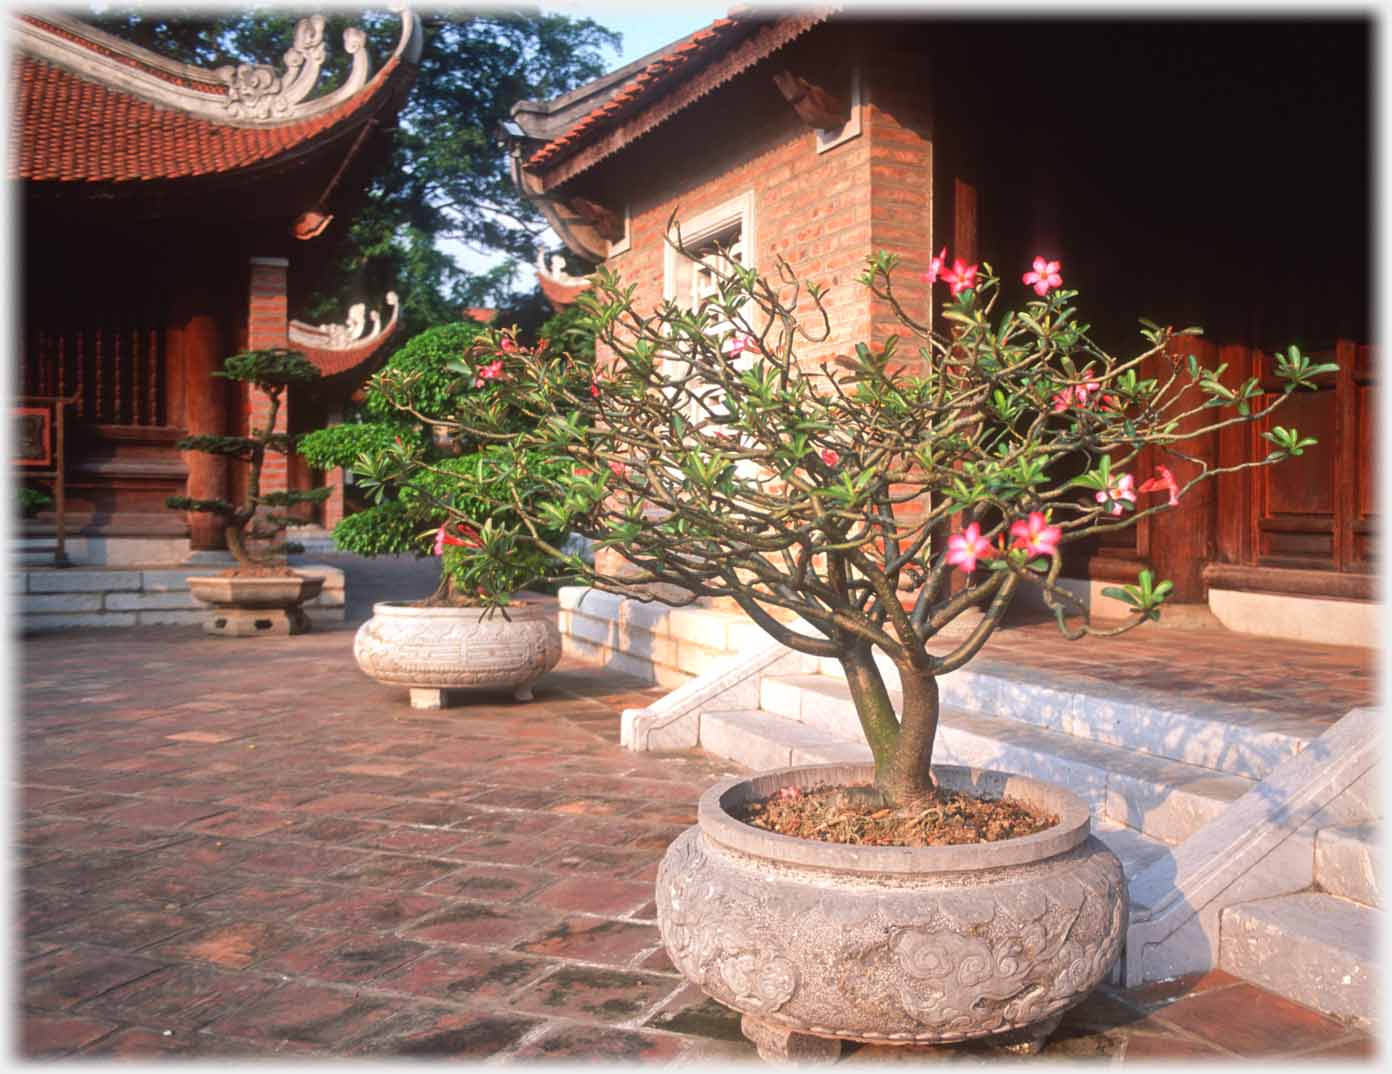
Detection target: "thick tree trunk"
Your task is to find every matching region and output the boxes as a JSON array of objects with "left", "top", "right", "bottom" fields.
[
  {"left": 840, "top": 641, "right": 899, "bottom": 788},
  {"left": 881, "top": 664, "right": 939, "bottom": 804},
  {"left": 841, "top": 642, "right": 941, "bottom": 804}
]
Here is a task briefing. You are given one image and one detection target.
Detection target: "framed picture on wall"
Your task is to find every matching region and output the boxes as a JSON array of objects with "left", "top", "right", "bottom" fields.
[{"left": 15, "top": 406, "right": 52, "bottom": 467}]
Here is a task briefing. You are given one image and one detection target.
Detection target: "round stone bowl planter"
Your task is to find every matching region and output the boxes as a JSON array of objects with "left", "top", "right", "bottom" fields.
[
  {"left": 187, "top": 573, "right": 324, "bottom": 637},
  {"left": 353, "top": 601, "right": 562, "bottom": 709},
  {"left": 655, "top": 763, "right": 1126, "bottom": 1061}
]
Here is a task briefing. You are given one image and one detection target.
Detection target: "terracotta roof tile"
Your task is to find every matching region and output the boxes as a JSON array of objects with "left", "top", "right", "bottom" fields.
[
  {"left": 525, "top": 15, "right": 752, "bottom": 169},
  {"left": 13, "top": 50, "right": 404, "bottom": 184}
]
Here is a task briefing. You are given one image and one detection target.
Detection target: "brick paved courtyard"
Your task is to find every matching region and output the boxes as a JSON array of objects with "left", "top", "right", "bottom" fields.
[{"left": 15, "top": 558, "right": 1378, "bottom": 1061}]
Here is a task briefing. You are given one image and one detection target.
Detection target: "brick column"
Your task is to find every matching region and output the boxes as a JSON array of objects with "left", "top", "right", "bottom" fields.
[{"left": 247, "top": 257, "right": 290, "bottom": 557}]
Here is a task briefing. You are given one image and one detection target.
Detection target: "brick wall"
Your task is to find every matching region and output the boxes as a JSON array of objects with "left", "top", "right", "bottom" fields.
[
  {"left": 246, "top": 257, "right": 289, "bottom": 555},
  {"left": 587, "top": 28, "right": 939, "bottom": 368}
]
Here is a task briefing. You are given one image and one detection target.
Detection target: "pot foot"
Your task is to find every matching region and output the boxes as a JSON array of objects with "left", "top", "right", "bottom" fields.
[
  {"left": 513, "top": 682, "right": 535, "bottom": 702},
  {"left": 409, "top": 688, "right": 451, "bottom": 710},
  {"left": 989, "top": 1012, "right": 1063, "bottom": 1055},
  {"left": 203, "top": 604, "right": 310, "bottom": 637},
  {"left": 741, "top": 1014, "right": 841, "bottom": 1063}
]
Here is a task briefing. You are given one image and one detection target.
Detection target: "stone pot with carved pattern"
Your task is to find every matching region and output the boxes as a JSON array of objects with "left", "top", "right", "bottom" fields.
[
  {"left": 352, "top": 600, "right": 561, "bottom": 710},
  {"left": 655, "top": 762, "right": 1126, "bottom": 1061}
]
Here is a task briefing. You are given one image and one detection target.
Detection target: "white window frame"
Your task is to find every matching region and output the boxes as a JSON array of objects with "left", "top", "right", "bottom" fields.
[{"left": 662, "top": 190, "right": 757, "bottom": 307}]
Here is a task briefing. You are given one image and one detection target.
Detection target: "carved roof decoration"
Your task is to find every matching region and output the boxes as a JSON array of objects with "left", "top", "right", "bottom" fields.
[
  {"left": 535, "top": 248, "right": 591, "bottom": 312},
  {"left": 12, "top": 10, "right": 422, "bottom": 184},
  {"left": 290, "top": 292, "right": 400, "bottom": 379},
  {"left": 511, "top": 7, "right": 833, "bottom": 189}
]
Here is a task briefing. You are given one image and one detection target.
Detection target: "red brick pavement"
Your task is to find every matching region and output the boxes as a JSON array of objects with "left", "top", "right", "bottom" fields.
[{"left": 16, "top": 607, "right": 1378, "bottom": 1061}]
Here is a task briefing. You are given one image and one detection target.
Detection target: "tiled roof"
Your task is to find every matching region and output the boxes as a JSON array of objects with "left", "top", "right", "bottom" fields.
[
  {"left": 524, "top": 16, "right": 747, "bottom": 168},
  {"left": 11, "top": 16, "right": 414, "bottom": 185},
  {"left": 520, "top": 8, "right": 833, "bottom": 184}
]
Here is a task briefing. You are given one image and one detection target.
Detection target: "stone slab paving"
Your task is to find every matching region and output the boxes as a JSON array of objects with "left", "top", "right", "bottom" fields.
[
  {"left": 15, "top": 564, "right": 1379, "bottom": 1061},
  {"left": 975, "top": 613, "right": 1375, "bottom": 729}
]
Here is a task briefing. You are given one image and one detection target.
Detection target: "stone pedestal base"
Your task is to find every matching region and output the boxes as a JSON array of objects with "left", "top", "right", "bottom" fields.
[
  {"left": 741, "top": 1015, "right": 841, "bottom": 1063},
  {"left": 409, "top": 682, "right": 537, "bottom": 709},
  {"left": 205, "top": 605, "right": 310, "bottom": 637}
]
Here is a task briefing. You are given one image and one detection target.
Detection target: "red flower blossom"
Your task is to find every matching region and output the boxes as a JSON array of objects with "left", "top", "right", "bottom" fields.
[
  {"left": 473, "top": 359, "right": 504, "bottom": 389},
  {"left": 1022, "top": 256, "right": 1063, "bottom": 297},
  {"left": 820, "top": 448, "right": 840, "bottom": 467},
  {"left": 1138, "top": 465, "right": 1182, "bottom": 507},
  {"left": 589, "top": 381, "right": 602, "bottom": 399},
  {"left": 1009, "top": 511, "right": 1062, "bottom": 558},
  {"left": 940, "top": 258, "right": 980, "bottom": 297},
  {"left": 921, "top": 246, "right": 948, "bottom": 285}
]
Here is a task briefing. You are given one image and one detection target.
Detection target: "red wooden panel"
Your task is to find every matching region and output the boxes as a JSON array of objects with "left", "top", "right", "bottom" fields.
[{"left": 1262, "top": 387, "right": 1337, "bottom": 517}]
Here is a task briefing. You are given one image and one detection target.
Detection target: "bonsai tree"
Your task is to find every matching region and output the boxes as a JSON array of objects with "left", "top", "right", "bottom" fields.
[
  {"left": 298, "top": 322, "right": 579, "bottom": 608},
  {"left": 167, "top": 348, "right": 331, "bottom": 568},
  {"left": 366, "top": 240, "right": 1329, "bottom": 805}
]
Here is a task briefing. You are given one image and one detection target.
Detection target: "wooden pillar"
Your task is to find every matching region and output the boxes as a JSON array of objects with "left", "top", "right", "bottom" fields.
[
  {"left": 1145, "top": 338, "right": 1219, "bottom": 602},
  {"left": 175, "top": 299, "right": 228, "bottom": 551}
]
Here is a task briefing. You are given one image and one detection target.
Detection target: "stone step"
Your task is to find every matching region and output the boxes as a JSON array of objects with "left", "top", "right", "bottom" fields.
[
  {"left": 1220, "top": 892, "right": 1375, "bottom": 1025},
  {"left": 695, "top": 709, "right": 1173, "bottom": 888},
  {"left": 815, "top": 653, "right": 1310, "bottom": 782},
  {"left": 756, "top": 674, "right": 1254, "bottom": 845},
  {"left": 1314, "top": 822, "right": 1380, "bottom": 908}
]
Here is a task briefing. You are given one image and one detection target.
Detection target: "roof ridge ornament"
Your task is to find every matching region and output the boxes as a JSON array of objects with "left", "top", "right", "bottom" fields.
[
  {"left": 289, "top": 292, "right": 399, "bottom": 350},
  {"left": 12, "top": 9, "right": 420, "bottom": 128},
  {"left": 216, "top": 16, "right": 369, "bottom": 122},
  {"left": 536, "top": 247, "right": 591, "bottom": 289}
]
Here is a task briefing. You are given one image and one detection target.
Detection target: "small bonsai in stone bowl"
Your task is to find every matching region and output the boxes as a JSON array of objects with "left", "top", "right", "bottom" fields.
[
  {"left": 167, "top": 347, "right": 330, "bottom": 636},
  {"left": 365, "top": 236, "right": 1328, "bottom": 1056},
  {"left": 300, "top": 323, "right": 582, "bottom": 707}
]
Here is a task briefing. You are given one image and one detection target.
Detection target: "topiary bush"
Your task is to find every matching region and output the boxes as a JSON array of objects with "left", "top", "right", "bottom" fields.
[{"left": 300, "top": 321, "right": 576, "bottom": 606}]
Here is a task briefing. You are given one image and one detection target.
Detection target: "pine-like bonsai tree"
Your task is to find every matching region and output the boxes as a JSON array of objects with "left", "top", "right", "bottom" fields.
[
  {"left": 366, "top": 242, "right": 1328, "bottom": 806},
  {"left": 298, "top": 322, "right": 579, "bottom": 607},
  {"left": 168, "top": 348, "right": 331, "bottom": 569}
]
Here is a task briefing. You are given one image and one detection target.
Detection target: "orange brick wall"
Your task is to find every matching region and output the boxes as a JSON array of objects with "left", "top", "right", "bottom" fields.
[
  {"left": 246, "top": 257, "right": 289, "bottom": 498},
  {"left": 583, "top": 28, "right": 937, "bottom": 370}
]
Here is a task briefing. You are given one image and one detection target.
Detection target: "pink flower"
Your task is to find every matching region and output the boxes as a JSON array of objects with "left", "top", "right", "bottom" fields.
[
  {"left": 608, "top": 460, "right": 627, "bottom": 478},
  {"left": 433, "top": 524, "right": 478, "bottom": 555},
  {"left": 1138, "top": 465, "right": 1182, "bottom": 507},
  {"left": 1051, "top": 378, "right": 1102, "bottom": 412},
  {"left": 820, "top": 448, "right": 840, "bottom": 467},
  {"left": 499, "top": 337, "right": 518, "bottom": 353},
  {"left": 921, "top": 246, "right": 948, "bottom": 285},
  {"left": 940, "top": 258, "right": 980, "bottom": 297},
  {"left": 723, "top": 332, "right": 757, "bottom": 357},
  {"left": 947, "top": 522, "right": 994, "bottom": 573},
  {"left": 1022, "top": 256, "right": 1063, "bottom": 297},
  {"left": 1010, "top": 511, "right": 1062, "bottom": 558},
  {"left": 473, "top": 359, "right": 504, "bottom": 388},
  {"left": 1095, "top": 473, "right": 1137, "bottom": 516}
]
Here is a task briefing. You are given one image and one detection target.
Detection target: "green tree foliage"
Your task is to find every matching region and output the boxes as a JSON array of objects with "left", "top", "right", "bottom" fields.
[
  {"left": 366, "top": 244, "right": 1323, "bottom": 802},
  {"left": 89, "top": 6, "right": 620, "bottom": 336},
  {"left": 167, "top": 349, "right": 331, "bottom": 567},
  {"left": 298, "top": 322, "right": 572, "bottom": 606}
]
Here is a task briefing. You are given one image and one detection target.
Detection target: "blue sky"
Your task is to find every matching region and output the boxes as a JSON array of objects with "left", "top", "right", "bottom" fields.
[{"left": 565, "top": 7, "right": 734, "bottom": 67}]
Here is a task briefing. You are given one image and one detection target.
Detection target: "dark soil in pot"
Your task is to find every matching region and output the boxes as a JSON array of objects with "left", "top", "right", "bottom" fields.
[{"left": 733, "top": 782, "right": 1058, "bottom": 847}]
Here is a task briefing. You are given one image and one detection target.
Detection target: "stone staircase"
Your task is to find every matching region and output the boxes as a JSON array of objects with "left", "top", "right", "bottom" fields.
[
  {"left": 1219, "top": 821, "right": 1379, "bottom": 1025},
  {"left": 589, "top": 590, "right": 1379, "bottom": 1024}
]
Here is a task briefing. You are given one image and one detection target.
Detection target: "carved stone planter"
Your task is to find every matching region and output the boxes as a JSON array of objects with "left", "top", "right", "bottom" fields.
[
  {"left": 187, "top": 573, "right": 324, "bottom": 637},
  {"left": 353, "top": 601, "right": 562, "bottom": 709},
  {"left": 655, "top": 763, "right": 1126, "bottom": 1061}
]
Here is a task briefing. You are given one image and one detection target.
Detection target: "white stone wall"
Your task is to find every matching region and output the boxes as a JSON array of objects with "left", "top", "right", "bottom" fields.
[{"left": 16, "top": 565, "right": 345, "bottom": 631}]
